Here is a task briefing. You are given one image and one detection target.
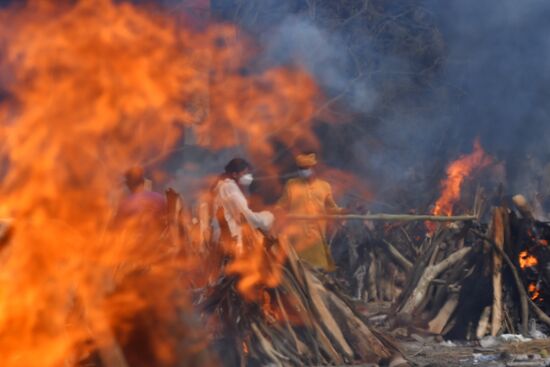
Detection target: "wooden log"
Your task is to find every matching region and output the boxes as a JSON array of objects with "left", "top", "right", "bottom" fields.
[
  {"left": 367, "top": 251, "right": 378, "bottom": 301},
  {"left": 288, "top": 213, "right": 477, "bottom": 222},
  {"left": 302, "top": 269, "right": 354, "bottom": 360},
  {"left": 428, "top": 292, "right": 460, "bottom": 334},
  {"left": 490, "top": 207, "right": 506, "bottom": 336},
  {"left": 383, "top": 240, "right": 413, "bottom": 272},
  {"left": 470, "top": 229, "right": 529, "bottom": 335},
  {"left": 398, "top": 247, "right": 472, "bottom": 315},
  {"left": 324, "top": 290, "right": 394, "bottom": 362},
  {"left": 513, "top": 194, "right": 535, "bottom": 220},
  {"left": 251, "top": 323, "right": 286, "bottom": 366},
  {"left": 476, "top": 306, "right": 491, "bottom": 339}
]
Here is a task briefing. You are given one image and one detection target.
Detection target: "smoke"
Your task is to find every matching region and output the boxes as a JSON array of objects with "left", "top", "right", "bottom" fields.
[
  {"left": 205, "top": 0, "right": 550, "bottom": 207},
  {"left": 259, "top": 15, "right": 379, "bottom": 114},
  {"left": 426, "top": 0, "right": 550, "bottom": 196},
  {"left": 138, "top": 0, "right": 550, "bottom": 209}
]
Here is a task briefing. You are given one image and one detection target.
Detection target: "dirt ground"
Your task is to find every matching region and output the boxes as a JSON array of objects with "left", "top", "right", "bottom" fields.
[
  {"left": 355, "top": 302, "right": 550, "bottom": 366},
  {"left": 401, "top": 338, "right": 550, "bottom": 367}
]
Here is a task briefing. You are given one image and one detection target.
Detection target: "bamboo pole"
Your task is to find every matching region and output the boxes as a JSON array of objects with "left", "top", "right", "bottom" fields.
[{"left": 287, "top": 213, "right": 477, "bottom": 222}]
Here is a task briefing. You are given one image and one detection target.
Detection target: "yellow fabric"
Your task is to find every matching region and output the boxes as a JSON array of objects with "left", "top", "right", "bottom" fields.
[
  {"left": 295, "top": 153, "right": 317, "bottom": 168},
  {"left": 277, "top": 177, "right": 342, "bottom": 271}
]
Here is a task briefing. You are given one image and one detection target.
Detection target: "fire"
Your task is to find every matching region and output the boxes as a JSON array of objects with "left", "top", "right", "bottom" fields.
[
  {"left": 433, "top": 138, "right": 493, "bottom": 217},
  {"left": 519, "top": 251, "right": 538, "bottom": 269},
  {"left": 0, "top": 0, "right": 321, "bottom": 365},
  {"left": 528, "top": 283, "right": 540, "bottom": 301},
  {"left": 224, "top": 233, "right": 288, "bottom": 301}
]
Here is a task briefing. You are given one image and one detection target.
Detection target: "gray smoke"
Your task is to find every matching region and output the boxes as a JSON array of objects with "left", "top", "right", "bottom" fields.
[
  {"left": 229, "top": 0, "right": 550, "bottom": 207},
  {"left": 260, "top": 15, "right": 379, "bottom": 114},
  {"left": 159, "top": 0, "right": 550, "bottom": 208}
]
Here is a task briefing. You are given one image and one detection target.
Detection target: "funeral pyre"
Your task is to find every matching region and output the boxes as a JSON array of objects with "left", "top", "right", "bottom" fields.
[{"left": 332, "top": 140, "right": 550, "bottom": 343}]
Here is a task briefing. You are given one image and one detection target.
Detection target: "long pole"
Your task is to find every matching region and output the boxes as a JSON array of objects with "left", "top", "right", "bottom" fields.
[{"left": 287, "top": 213, "right": 477, "bottom": 222}]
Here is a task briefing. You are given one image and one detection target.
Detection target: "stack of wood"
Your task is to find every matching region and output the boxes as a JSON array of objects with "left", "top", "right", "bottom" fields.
[
  {"left": 197, "top": 237, "right": 405, "bottom": 366},
  {"left": 157, "top": 188, "right": 407, "bottom": 366},
  {"left": 340, "top": 193, "right": 550, "bottom": 340}
]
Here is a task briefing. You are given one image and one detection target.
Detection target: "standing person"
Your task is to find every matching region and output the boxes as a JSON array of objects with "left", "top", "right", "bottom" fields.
[
  {"left": 211, "top": 158, "right": 274, "bottom": 255},
  {"left": 116, "top": 166, "right": 167, "bottom": 233},
  {"left": 277, "top": 153, "right": 345, "bottom": 271}
]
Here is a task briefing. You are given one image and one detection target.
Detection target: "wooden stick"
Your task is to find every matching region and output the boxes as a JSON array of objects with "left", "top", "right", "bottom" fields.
[
  {"left": 383, "top": 240, "right": 413, "bottom": 272},
  {"left": 398, "top": 247, "right": 472, "bottom": 315},
  {"left": 470, "top": 229, "right": 529, "bottom": 335},
  {"left": 490, "top": 208, "right": 506, "bottom": 336},
  {"left": 287, "top": 213, "right": 477, "bottom": 222},
  {"left": 476, "top": 306, "right": 491, "bottom": 339},
  {"left": 428, "top": 292, "right": 460, "bottom": 334}
]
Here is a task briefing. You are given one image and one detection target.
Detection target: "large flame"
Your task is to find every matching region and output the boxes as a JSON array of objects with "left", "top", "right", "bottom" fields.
[
  {"left": 0, "top": 0, "right": 320, "bottom": 365},
  {"left": 433, "top": 138, "right": 492, "bottom": 217}
]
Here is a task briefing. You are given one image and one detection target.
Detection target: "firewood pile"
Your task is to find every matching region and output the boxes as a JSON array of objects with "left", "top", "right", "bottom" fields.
[
  {"left": 332, "top": 191, "right": 550, "bottom": 341},
  {"left": 158, "top": 189, "right": 405, "bottom": 366},
  {"left": 196, "top": 237, "right": 403, "bottom": 366}
]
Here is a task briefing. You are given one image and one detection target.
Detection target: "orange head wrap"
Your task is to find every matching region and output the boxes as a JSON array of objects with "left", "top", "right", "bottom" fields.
[{"left": 295, "top": 153, "right": 317, "bottom": 168}]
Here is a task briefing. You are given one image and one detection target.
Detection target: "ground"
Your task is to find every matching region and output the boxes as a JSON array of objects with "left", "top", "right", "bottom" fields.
[{"left": 401, "top": 338, "right": 550, "bottom": 367}]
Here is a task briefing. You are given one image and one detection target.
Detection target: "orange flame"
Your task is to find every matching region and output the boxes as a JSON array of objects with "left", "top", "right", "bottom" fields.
[
  {"left": 528, "top": 283, "right": 540, "bottom": 301},
  {"left": 432, "top": 139, "right": 493, "bottom": 217},
  {"left": 519, "top": 251, "right": 538, "bottom": 269},
  {"left": 0, "top": 0, "right": 321, "bottom": 365}
]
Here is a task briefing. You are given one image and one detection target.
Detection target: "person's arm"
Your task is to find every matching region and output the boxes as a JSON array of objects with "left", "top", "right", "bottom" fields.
[
  {"left": 324, "top": 183, "right": 346, "bottom": 214},
  {"left": 222, "top": 182, "right": 274, "bottom": 231}
]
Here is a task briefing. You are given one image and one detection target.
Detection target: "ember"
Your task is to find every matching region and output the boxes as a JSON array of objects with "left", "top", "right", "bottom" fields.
[
  {"left": 528, "top": 283, "right": 541, "bottom": 301},
  {"left": 519, "top": 250, "right": 538, "bottom": 269}
]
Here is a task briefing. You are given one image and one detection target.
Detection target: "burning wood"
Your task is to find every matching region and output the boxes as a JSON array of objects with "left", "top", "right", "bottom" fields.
[{"left": 198, "top": 237, "right": 403, "bottom": 366}]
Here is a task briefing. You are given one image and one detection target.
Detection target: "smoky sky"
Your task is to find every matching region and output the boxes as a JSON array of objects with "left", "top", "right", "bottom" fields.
[
  {"left": 429, "top": 0, "right": 550, "bottom": 154},
  {"left": 204, "top": 0, "right": 550, "bottom": 205}
]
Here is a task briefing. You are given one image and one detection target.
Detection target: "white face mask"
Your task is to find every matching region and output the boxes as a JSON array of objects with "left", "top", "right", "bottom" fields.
[
  {"left": 238, "top": 173, "right": 254, "bottom": 186},
  {"left": 298, "top": 168, "right": 313, "bottom": 178}
]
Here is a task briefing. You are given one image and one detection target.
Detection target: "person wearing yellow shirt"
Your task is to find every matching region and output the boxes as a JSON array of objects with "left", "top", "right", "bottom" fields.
[{"left": 276, "top": 153, "right": 345, "bottom": 271}]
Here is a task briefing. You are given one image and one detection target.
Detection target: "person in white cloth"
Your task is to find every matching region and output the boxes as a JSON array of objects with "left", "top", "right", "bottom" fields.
[{"left": 211, "top": 158, "right": 274, "bottom": 256}]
